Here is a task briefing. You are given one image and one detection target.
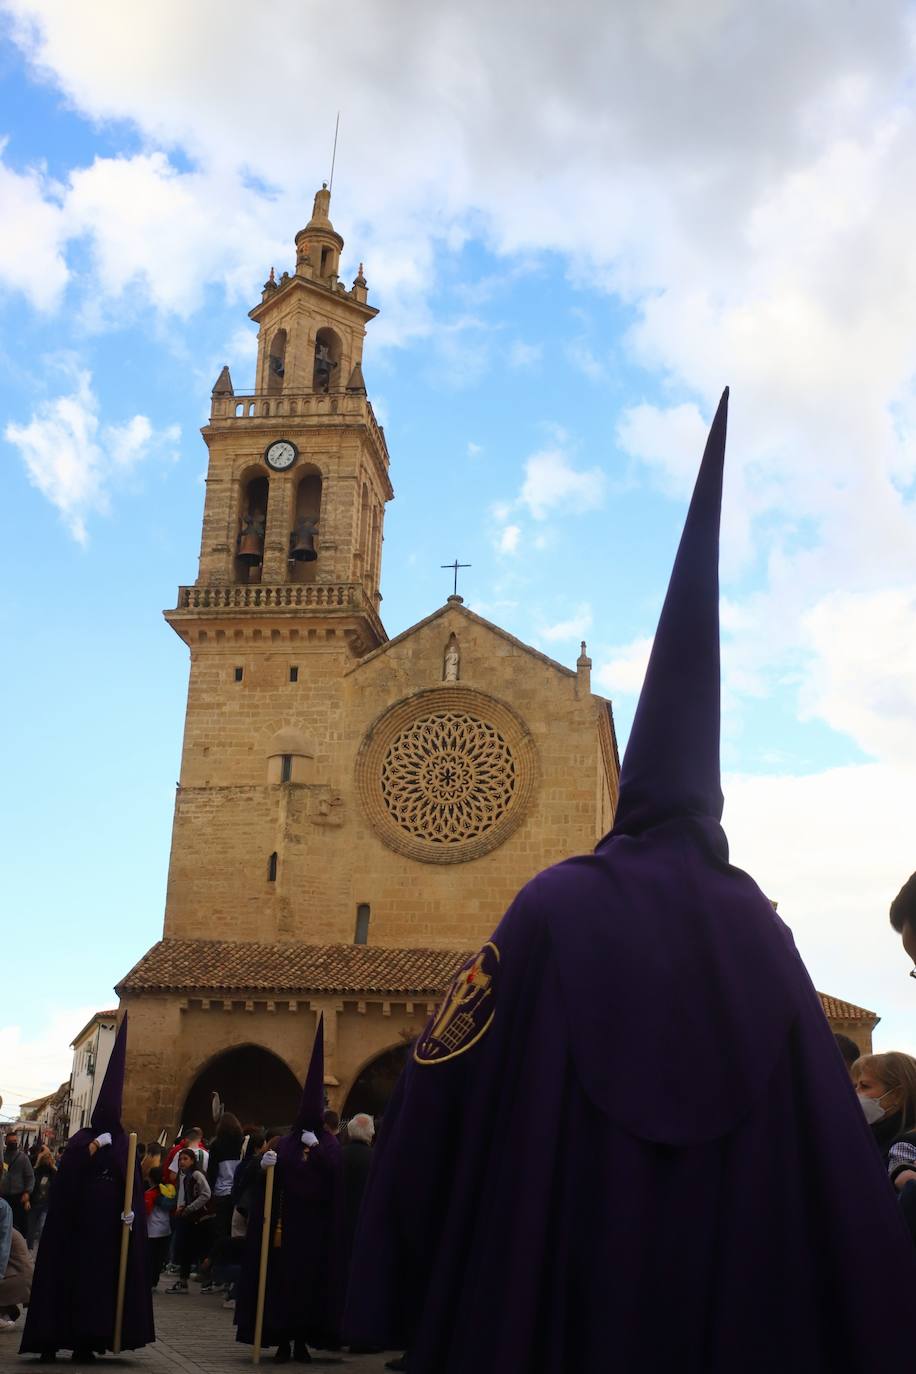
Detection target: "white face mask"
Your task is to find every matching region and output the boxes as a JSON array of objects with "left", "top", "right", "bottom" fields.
[{"left": 858, "top": 1091, "right": 891, "bottom": 1125}]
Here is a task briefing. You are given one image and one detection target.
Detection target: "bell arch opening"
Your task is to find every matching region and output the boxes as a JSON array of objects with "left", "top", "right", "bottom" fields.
[
  {"left": 342, "top": 1042, "right": 411, "bottom": 1121},
  {"left": 235, "top": 471, "right": 269, "bottom": 582},
  {"left": 313, "top": 328, "right": 341, "bottom": 393},
  {"left": 179, "top": 1043, "right": 301, "bottom": 1135},
  {"left": 289, "top": 467, "right": 322, "bottom": 582},
  {"left": 267, "top": 328, "right": 287, "bottom": 395}
]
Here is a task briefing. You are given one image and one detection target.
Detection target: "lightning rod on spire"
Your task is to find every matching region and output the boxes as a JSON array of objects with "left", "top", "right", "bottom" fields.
[{"left": 329, "top": 112, "right": 341, "bottom": 194}]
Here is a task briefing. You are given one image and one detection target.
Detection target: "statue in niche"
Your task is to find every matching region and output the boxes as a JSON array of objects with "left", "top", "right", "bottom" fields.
[{"left": 444, "top": 636, "right": 460, "bottom": 682}]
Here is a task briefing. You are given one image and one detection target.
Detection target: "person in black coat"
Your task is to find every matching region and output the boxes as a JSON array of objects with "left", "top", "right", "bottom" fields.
[{"left": 341, "top": 1114, "right": 374, "bottom": 1268}]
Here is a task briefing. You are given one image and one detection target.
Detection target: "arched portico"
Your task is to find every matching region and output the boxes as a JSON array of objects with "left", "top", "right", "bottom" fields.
[
  {"left": 179, "top": 1043, "right": 301, "bottom": 1133},
  {"left": 342, "top": 1042, "right": 411, "bottom": 1121}
]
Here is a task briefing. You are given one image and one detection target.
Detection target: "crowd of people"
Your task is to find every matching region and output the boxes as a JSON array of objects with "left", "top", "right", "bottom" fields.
[
  {"left": 2, "top": 1026, "right": 915, "bottom": 1360},
  {"left": 128, "top": 1105, "right": 377, "bottom": 1315},
  {"left": 0, "top": 1013, "right": 389, "bottom": 1363}
]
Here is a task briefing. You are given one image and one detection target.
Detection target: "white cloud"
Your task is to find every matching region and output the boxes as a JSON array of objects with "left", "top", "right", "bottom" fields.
[
  {"left": 595, "top": 634, "right": 654, "bottom": 695},
  {"left": 467, "top": 440, "right": 483, "bottom": 458},
  {"left": 725, "top": 764, "right": 916, "bottom": 1057},
  {"left": 497, "top": 522, "right": 521, "bottom": 555},
  {"left": 5, "top": 367, "right": 180, "bottom": 543},
  {"left": 617, "top": 401, "right": 709, "bottom": 498},
  {"left": 566, "top": 339, "right": 605, "bottom": 381},
  {"left": 508, "top": 339, "right": 542, "bottom": 369},
  {"left": 520, "top": 449, "right": 606, "bottom": 520},
  {"left": 0, "top": 144, "right": 68, "bottom": 310},
  {"left": 539, "top": 602, "right": 592, "bottom": 642},
  {"left": 65, "top": 152, "right": 281, "bottom": 316},
  {"left": 227, "top": 326, "right": 258, "bottom": 366},
  {"left": 800, "top": 588, "right": 916, "bottom": 764},
  {"left": 0, "top": 1004, "right": 97, "bottom": 1117}
]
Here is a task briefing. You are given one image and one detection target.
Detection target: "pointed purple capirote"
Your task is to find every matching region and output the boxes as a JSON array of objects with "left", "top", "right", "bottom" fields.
[
  {"left": 235, "top": 1011, "right": 344, "bottom": 1351},
  {"left": 612, "top": 387, "right": 728, "bottom": 839},
  {"left": 90, "top": 1013, "right": 128, "bottom": 1138},
  {"left": 294, "top": 1015, "right": 325, "bottom": 1133},
  {"left": 21, "top": 1009, "right": 154, "bottom": 1355}
]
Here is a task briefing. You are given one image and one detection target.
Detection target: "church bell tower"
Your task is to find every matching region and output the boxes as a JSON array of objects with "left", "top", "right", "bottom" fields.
[
  {"left": 161, "top": 187, "right": 392, "bottom": 945},
  {"left": 177, "top": 183, "right": 391, "bottom": 644}
]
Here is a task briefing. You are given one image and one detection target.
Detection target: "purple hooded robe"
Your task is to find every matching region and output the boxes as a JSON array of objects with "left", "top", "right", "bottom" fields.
[
  {"left": 235, "top": 1017, "right": 345, "bottom": 1351},
  {"left": 345, "top": 391, "right": 916, "bottom": 1373},
  {"left": 20, "top": 1015, "right": 154, "bottom": 1356}
]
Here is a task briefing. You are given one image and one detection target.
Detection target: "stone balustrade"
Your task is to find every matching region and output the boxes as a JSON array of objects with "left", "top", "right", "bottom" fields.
[
  {"left": 209, "top": 389, "right": 388, "bottom": 465},
  {"left": 177, "top": 582, "right": 371, "bottom": 611}
]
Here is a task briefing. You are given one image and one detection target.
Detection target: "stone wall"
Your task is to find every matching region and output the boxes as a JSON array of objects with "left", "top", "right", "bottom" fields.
[{"left": 161, "top": 603, "right": 616, "bottom": 951}]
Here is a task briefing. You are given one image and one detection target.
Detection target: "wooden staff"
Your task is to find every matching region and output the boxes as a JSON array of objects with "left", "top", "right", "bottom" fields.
[
  {"left": 113, "top": 1130, "right": 137, "bottom": 1355},
  {"left": 253, "top": 1161, "right": 276, "bottom": 1366}
]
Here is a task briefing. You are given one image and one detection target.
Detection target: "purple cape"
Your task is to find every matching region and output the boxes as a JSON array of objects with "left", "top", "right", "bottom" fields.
[
  {"left": 345, "top": 392, "right": 916, "bottom": 1369},
  {"left": 345, "top": 853, "right": 916, "bottom": 1372},
  {"left": 235, "top": 1130, "right": 345, "bottom": 1349},
  {"left": 19, "top": 1130, "right": 154, "bottom": 1355}
]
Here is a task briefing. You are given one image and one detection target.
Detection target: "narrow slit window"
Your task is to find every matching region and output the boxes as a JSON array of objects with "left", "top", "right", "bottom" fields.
[
  {"left": 280, "top": 754, "right": 293, "bottom": 783},
  {"left": 354, "top": 903, "right": 370, "bottom": 945},
  {"left": 289, "top": 666, "right": 299, "bottom": 682},
  {"left": 268, "top": 852, "right": 278, "bottom": 882},
  {"left": 234, "top": 666, "right": 244, "bottom": 682}
]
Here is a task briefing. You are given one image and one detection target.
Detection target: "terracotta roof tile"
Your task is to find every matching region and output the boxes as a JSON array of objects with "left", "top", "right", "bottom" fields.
[
  {"left": 818, "top": 992, "right": 878, "bottom": 1024},
  {"left": 118, "top": 940, "right": 469, "bottom": 996},
  {"left": 117, "top": 940, "right": 879, "bottom": 1028}
]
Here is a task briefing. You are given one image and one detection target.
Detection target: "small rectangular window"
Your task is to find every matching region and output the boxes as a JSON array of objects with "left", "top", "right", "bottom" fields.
[
  {"left": 268, "top": 852, "right": 278, "bottom": 882},
  {"left": 289, "top": 666, "right": 299, "bottom": 683},
  {"left": 234, "top": 666, "right": 244, "bottom": 682},
  {"left": 280, "top": 754, "right": 292, "bottom": 783},
  {"left": 354, "top": 903, "right": 370, "bottom": 945}
]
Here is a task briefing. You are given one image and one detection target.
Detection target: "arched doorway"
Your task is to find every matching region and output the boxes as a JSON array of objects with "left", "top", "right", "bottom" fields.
[
  {"left": 180, "top": 1044, "right": 301, "bottom": 1134},
  {"left": 342, "top": 1044, "right": 411, "bottom": 1121}
]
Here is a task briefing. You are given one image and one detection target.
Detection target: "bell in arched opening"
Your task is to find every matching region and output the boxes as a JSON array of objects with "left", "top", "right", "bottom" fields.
[
  {"left": 238, "top": 509, "right": 266, "bottom": 564},
  {"left": 289, "top": 469, "right": 322, "bottom": 575},
  {"left": 237, "top": 474, "right": 269, "bottom": 569},
  {"left": 290, "top": 515, "right": 318, "bottom": 562},
  {"left": 313, "top": 327, "right": 341, "bottom": 393},
  {"left": 267, "top": 328, "right": 287, "bottom": 395}
]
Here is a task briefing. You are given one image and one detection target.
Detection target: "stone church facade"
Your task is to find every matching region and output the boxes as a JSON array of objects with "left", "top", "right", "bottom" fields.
[
  {"left": 117, "top": 188, "right": 620, "bottom": 1137},
  {"left": 117, "top": 188, "right": 878, "bottom": 1138}
]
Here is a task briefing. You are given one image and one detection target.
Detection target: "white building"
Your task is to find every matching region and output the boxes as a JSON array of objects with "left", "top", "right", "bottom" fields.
[{"left": 68, "top": 1010, "right": 117, "bottom": 1136}]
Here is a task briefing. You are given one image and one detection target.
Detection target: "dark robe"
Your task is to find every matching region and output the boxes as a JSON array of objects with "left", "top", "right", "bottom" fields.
[
  {"left": 20, "top": 1129, "right": 154, "bottom": 1355},
  {"left": 235, "top": 1129, "right": 344, "bottom": 1350},
  {"left": 345, "top": 831, "right": 916, "bottom": 1373},
  {"left": 342, "top": 1138, "right": 373, "bottom": 1269}
]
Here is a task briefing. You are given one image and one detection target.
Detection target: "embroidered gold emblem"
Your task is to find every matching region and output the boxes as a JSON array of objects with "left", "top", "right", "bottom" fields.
[{"left": 414, "top": 942, "right": 500, "bottom": 1065}]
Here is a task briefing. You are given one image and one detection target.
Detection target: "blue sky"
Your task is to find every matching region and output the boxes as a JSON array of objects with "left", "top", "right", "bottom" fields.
[{"left": 2, "top": 1, "right": 916, "bottom": 1112}]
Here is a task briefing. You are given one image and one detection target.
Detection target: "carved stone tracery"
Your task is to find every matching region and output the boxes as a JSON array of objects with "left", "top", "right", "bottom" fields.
[
  {"left": 356, "top": 687, "right": 538, "bottom": 864},
  {"left": 381, "top": 711, "right": 516, "bottom": 844}
]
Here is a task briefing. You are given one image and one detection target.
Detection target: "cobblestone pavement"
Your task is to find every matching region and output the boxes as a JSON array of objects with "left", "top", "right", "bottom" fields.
[{"left": 0, "top": 1286, "right": 399, "bottom": 1373}]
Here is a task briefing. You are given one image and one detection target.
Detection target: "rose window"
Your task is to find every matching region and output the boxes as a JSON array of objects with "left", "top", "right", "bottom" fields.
[
  {"left": 380, "top": 712, "right": 516, "bottom": 844},
  {"left": 356, "top": 687, "right": 538, "bottom": 864}
]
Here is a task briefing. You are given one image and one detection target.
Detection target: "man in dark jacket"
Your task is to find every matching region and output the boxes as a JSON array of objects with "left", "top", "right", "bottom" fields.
[
  {"left": 341, "top": 1114, "right": 374, "bottom": 1268},
  {"left": 0, "top": 1133, "right": 34, "bottom": 1237}
]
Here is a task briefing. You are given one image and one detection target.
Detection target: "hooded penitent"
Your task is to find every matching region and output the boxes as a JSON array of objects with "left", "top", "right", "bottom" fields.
[
  {"left": 21, "top": 1015, "right": 154, "bottom": 1356},
  {"left": 235, "top": 1016, "right": 345, "bottom": 1352},
  {"left": 345, "top": 390, "right": 916, "bottom": 1374}
]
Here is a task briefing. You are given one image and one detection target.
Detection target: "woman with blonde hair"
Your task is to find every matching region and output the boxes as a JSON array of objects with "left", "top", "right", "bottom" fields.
[{"left": 853, "top": 1052, "right": 916, "bottom": 1202}]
